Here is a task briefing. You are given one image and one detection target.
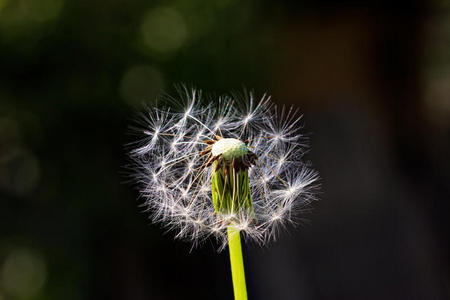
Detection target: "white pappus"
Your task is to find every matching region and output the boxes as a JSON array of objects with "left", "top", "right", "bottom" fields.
[{"left": 127, "top": 86, "right": 319, "bottom": 249}]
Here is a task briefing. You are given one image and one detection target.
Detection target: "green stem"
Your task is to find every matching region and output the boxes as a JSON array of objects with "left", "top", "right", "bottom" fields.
[{"left": 227, "top": 226, "right": 248, "bottom": 300}]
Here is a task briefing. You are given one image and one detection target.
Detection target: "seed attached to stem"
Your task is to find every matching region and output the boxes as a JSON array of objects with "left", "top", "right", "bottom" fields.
[{"left": 129, "top": 87, "right": 320, "bottom": 300}]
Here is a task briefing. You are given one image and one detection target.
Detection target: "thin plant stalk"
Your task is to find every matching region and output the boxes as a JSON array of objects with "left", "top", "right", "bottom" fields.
[
  {"left": 227, "top": 226, "right": 248, "bottom": 300},
  {"left": 130, "top": 89, "right": 319, "bottom": 299}
]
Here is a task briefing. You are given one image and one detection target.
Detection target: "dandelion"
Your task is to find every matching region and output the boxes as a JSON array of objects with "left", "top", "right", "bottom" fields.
[{"left": 128, "top": 86, "right": 319, "bottom": 300}]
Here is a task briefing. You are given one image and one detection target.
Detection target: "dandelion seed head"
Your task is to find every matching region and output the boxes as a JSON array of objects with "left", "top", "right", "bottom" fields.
[{"left": 128, "top": 86, "right": 319, "bottom": 249}]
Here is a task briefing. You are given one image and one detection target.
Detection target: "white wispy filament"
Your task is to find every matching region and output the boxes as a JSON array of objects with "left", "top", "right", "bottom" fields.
[{"left": 128, "top": 87, "right": 319, "bottom": 249}]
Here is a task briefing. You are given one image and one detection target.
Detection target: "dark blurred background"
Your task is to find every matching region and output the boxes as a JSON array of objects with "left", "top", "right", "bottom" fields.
[{"left": 1, "top": 0, "right": 449, "bottom": 299}]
